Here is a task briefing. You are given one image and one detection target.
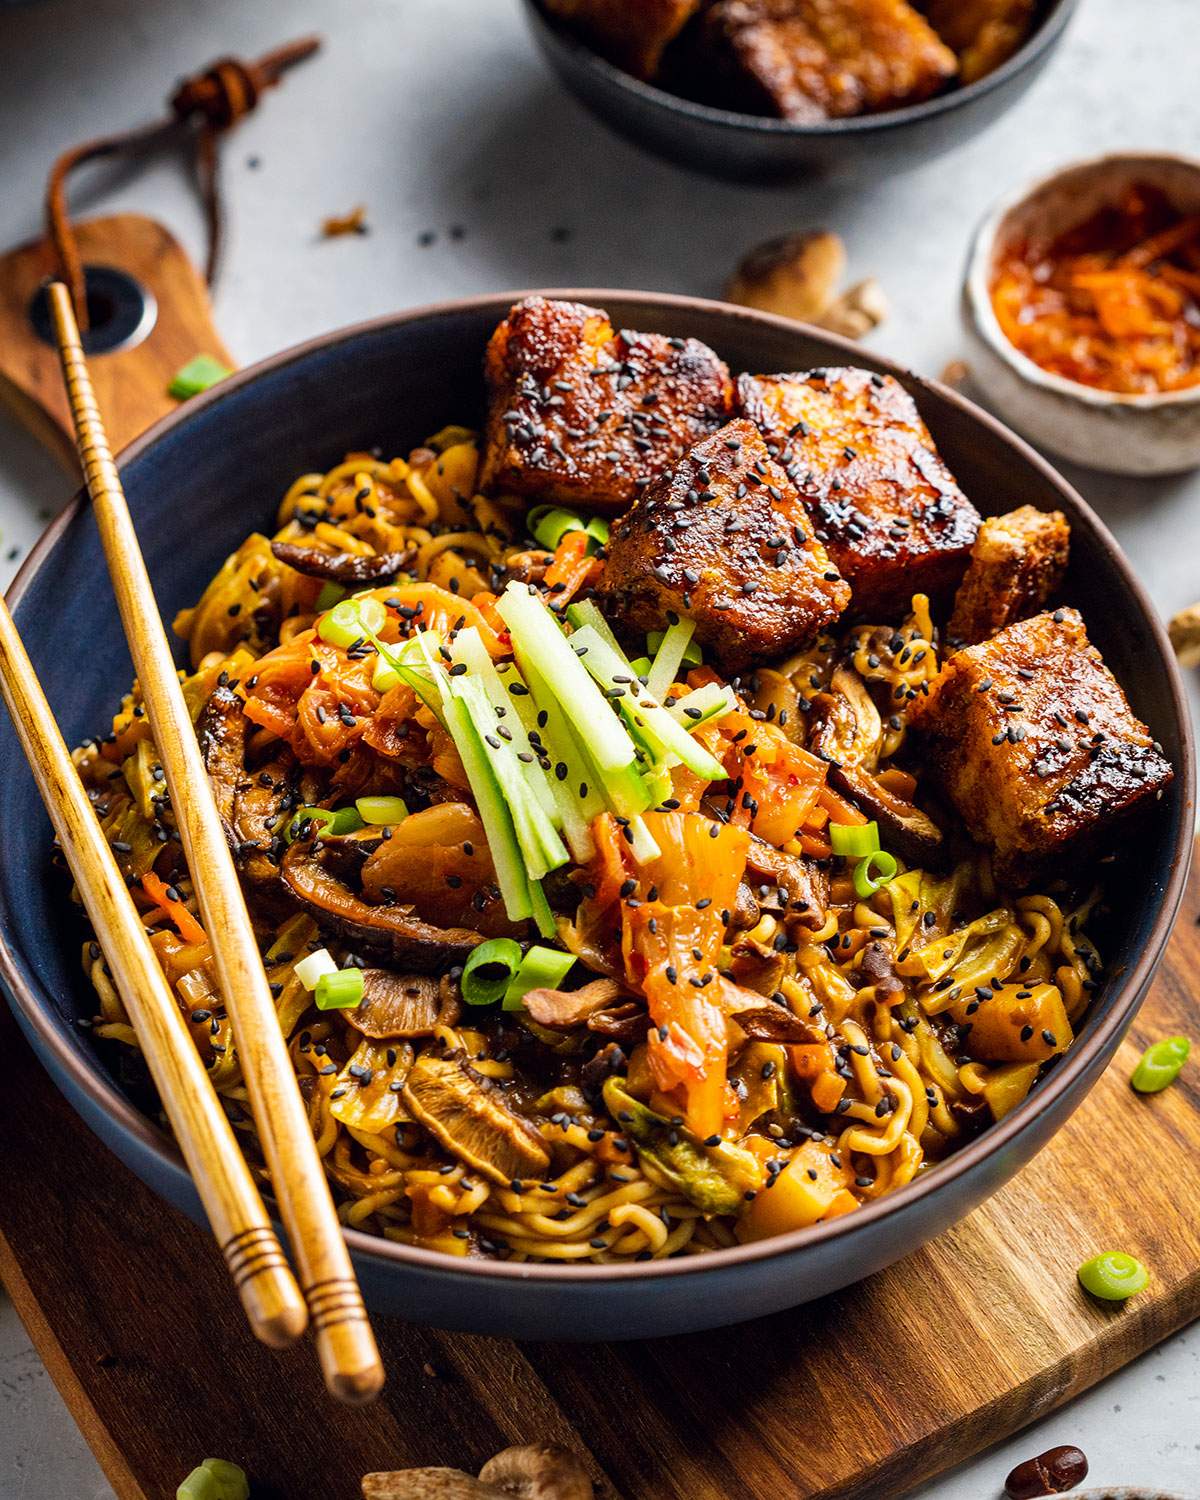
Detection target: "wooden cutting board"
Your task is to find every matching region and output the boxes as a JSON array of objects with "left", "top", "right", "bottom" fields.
[
  {"left": 1, "top": 855, "right": 1196, "bottom": 1500},
  {"left": 1, "top": 215, "right": 1197, "bottom": 1499}
]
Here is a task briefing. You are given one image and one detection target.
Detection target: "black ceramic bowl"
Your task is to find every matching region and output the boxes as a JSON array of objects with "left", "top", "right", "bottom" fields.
[
  {"left": 520, "top": 0, "right": 1081, "bottom": 183},
  {"left": 0, "top": 291, "right": 1192, "bottom": 1341}
]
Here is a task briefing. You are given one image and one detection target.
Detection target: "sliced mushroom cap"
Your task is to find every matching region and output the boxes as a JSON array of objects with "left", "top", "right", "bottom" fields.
[
  {"left": 809, "top": 669, "right": 943, "bottom": 862},
  {"left": 522, "top": 977, "right": 626, "bottom": 1030},
  {"left": 271, "top": 540, "right": 413, "bottom": 584},
  {"left": 721, "top": 980, "right": 822, "bottom": 1044},
  {"left": 346, "top": 971, "right": 444, "bottom": 1039},
  {"left": 362, "top": 1470, "right": 504, "bottom": 1499},
  {"left": 402, "top": 1051, "right": 550, "bottom": 1184},
  {"left": 280, "top": 843, "right": 485, "bottom": 972},
  {"left": 857, "top": 939, "right": 904, "bottom": 1000},
  {"left": 478, "top": 1445, "right": 594, "bottom": 1500},
  {"left": 743, "top": 837, "right": 828, "bottom": 931},
  {"left": 198, "top": 684, "right": 295, "bottom": 891}
]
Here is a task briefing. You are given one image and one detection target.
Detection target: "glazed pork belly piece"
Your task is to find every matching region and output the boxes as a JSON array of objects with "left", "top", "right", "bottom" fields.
[
  {"left": 541, "top": 0, "right": 702, "bottom": 77},
  {"left": 480, "top": 297, "right": 732, "bottom": 514},
  {"left": 947, "top": 505, "right": 1070, "bottom": 645},
  {"left": 691, "top": 0, "right": 957, "bottom": 121},
  {"left": 908, "top": 608, "right": 1173, "bottom": 885},
  {"left": 737, "top": 366, "right": 981, "bottom": 618},
  {"left": 917, "top": 0, "right": 1035, "bottom": 84},
  {"left": 595, "top": 417, "right": 851, "bottom": 673}
]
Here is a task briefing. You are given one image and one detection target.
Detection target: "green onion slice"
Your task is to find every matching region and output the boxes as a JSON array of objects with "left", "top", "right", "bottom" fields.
[
  {"left": 295, "top": 948, "right": 338, "bottom": 992},
  {"left": 584, "top": 516, "right": 610, "bottom": 549},
  {"left": 317, "top": 597, "right": 386, "bottom": 650},
  {"left": 287, "top": 805, "right": 365, "bottom": 841},
  {"left": 315, "top": 967, "right": 365, "bottom": 1011},
  {"left": 462, "top": 938, "right": 523, "bottom": 1006},
  {"left": 504, "top": 945, "right": 576, "bottom": 1011},
  {"left": 1077, "top": 1250, "right": 1149, "bottom": 1301},
  {"left": 1130, "top": 1035, "right": 1190, "bottom": 1093},
  {"left": 831, "top": 820, "right": 880, "bottom": 857},
  {"left": 853, "top": 849, "right": 898, "bottom": 899},
  {"left": 355, "top": 795, "right": 408, "bottom": 826},
  {"left": 168, "top": 354, "right": 232, "bottom": 401},
  {"left": 528, "top": 505, "right": 585, "bottom": 550}
]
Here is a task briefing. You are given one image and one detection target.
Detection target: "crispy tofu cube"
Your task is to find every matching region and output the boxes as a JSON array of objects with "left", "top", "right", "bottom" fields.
[
  {"left": 542, "top": 0, "right": 702, "bottom": 77},
  {"left": 694, "top": 0, "right": 957, "bottom": 121},
  {"left": 909, "top": 608, "right": 1174, "bottom": 885},
  {"left": 737, "top": 367, "right": 980, "bottom": 618},
  {"left": 918, "top": 0, "right": 1035, "bottom": 84},
  {"left": 947, "top": 505, "right": 1070, "bottom": 645},
  {"left": 595, "top": 418, "right": 851, "bottom": 673},
  {"left": 481, "top": 298, "right": 732, "bottom": 514}
]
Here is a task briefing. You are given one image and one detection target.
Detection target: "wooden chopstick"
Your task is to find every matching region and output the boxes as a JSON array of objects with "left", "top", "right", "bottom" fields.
[
  {"left": 46, "top": 282, "right": 385, "bottom": 1404},
  {"left": 0, "top": 599, "right": 307, "bottom": 1350}
]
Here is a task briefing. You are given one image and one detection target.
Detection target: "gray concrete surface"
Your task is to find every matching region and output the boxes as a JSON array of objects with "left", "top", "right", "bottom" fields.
[{"left": 0, "top": 0, "right": 1196, "bottom": 1494}]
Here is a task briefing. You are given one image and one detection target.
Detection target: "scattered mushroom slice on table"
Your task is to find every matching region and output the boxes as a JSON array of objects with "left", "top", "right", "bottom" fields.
[{"left": 362, "top": 1444, "right": 594, "bottom": 1500}]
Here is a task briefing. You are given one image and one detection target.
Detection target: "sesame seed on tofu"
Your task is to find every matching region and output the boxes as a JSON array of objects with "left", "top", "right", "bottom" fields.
[
  {"left": 595, "top": 418, "right": 851, "bottom": 673},
  {"left": 908, "top": 608, "right": 1174, "bottom": 885},
  {"left": 737, "top": 367, "right": 980, "bottom": 618},
  {"left": 480, "top": 297, "right": 732, "bottom": 514}
]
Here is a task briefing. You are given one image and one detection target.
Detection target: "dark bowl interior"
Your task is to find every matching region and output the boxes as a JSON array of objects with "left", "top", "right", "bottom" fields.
[
  {"left": 0, "top": 291, "right": 1192, "bottom": 1340},
  {"left": 520, "top": 0, "right": 1081, "bottom": 183}
]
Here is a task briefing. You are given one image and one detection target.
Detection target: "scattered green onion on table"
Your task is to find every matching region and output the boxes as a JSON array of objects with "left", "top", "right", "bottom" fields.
[
  {"left": 1077, "top": 1251, "right": 1149, "bottom": 1301},
  {"left": 1130, "top": 1035, "right": 1190, "bottom": 1093}
]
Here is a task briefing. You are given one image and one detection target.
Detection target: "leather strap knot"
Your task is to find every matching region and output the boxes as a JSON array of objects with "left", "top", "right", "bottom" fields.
[{"left": 45, "top": 37, "right": 320, "bottom": 330}]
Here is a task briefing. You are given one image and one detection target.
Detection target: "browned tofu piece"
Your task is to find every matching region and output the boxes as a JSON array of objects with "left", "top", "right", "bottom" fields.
[
  {"left": 481, "top": 297, "right": 732, "bottom": 514},
  {"left": 694, "top": 0, "right": 957, "bottom": 121},
  {"left": 737, "top": 367, "right": 980, "bottom": 618},
  {"left": 948, "top": 505, "right": 1070, "bottom": 645},
  {"left": 908, "top": 609, "right": 1173, "bottom": 885},
  {"left": 918, "top": 0, "right": 1035, "bottom": 84},
  {"left": 542, "top": 0, "right": 702, "bottom": 78},
  {"left": 595, "top": 418, "right": 851, "bottom": 673}
]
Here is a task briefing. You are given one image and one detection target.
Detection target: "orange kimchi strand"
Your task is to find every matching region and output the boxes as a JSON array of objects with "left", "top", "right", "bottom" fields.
[
  {"left": 141, "top": 871, "right": 206, "bottom": 945},
  {"left": 990, "top": 183, "right": 1200, "bottom": 395},
  {"left": 541, "top": 529, "right": 602, "bottom": 608}
]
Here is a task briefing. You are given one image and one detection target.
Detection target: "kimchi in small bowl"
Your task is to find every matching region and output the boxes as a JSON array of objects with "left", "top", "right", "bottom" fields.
[{"left": 963, "top": 151, "right": 1200, "bottom": 475}]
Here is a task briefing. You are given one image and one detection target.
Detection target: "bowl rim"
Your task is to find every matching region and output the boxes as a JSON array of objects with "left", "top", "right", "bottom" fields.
[
  {"left": 523, "top": 0, "right": 1080, "bottom": 138},
  {"left": 4, "top": 286, "right": 1194, "bottom": 1285},
  {"left": 964, "top": 148, "right": 1200, "bottom": 410}
]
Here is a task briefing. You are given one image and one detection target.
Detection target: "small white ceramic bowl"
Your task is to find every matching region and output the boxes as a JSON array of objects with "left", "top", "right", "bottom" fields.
[{"left": 963, "top": 150, "right": 1200, "bottom": 475}]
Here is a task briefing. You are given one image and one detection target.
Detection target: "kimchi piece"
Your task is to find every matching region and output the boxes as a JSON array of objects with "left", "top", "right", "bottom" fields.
[{"left": 990, "top": 183, "right": 1200, "bottom": 395}]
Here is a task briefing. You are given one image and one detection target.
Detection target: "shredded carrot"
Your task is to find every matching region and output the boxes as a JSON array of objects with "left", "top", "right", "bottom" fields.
[
  {"left": 990, "top": 183, "right": 1200, "bottom": 394},
  {"left": 142, "top": 872, "right": 206, "bottom": 945},
  {"left": 542, "top": 529, "right": 597, "bottom": 606},
  {"left": 817, "top": 785, "right": 869, "bottom": 826}
]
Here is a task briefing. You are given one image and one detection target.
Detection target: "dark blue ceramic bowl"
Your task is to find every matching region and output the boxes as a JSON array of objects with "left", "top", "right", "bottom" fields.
[
  {"left": 520, "top": 0, "right": 1082, "bottom": 184},
  {"left": 0, "top": 291, "right": 1192, "bottom": 1340}
]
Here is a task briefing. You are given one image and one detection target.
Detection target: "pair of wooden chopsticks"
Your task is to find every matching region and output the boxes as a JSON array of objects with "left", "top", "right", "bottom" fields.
[{"left": 0, "top": 284, "right": 383, "bottom": 1402}]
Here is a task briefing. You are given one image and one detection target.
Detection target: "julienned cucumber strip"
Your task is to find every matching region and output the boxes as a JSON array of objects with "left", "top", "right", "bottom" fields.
[
  {"left": 646, "top": 617, "right": 697, "bottom": 700},
  {"left": 501, "top": 662, "right": 596, "bottom": 863},
  {"left": 450, "top": 628, "right": 560, "bottom": 827},
  {"left": 453, "top": 676, "right": 567, "bottom": 882},
  {"left": 565, "top": 599, "right": 624, "bottom": 658},
  {"left": 440, "top": 695, "right": 533, "bottom": 923},
  {"left": 497, "top": 583, "right": 643, "bottom": 778},
  {"left": 569, "top": 627, "right": 727, "bottom": 782},
  {"left": 667, "top": 682, "right": 737, "bottom": 729},
  {"left": 527, "top": 878, "right": 557, "bottom": 941}
]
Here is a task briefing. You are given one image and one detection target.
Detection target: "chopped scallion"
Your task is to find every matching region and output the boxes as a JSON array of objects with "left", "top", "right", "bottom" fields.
[
  {"left": 315, "top": 967, "right": 365, "bottom": 1010},
  {"left": 462, "top": 938, "right": 523, "bottom": 1006},
  {"left": 168, "top": 354, "right": 231, "bottom": 401},
  {"left": 315, "top": 581, "right": 346, "bottom": 612},
  {"left": 287, "top": 805, "right": 364, "bottom": 841},
  {"left": 317, "top": 597, "right": 385, "bottom": 650},
  {"left": 295, "top": 948, "right": 338, "bottom": 991},
  {"left": 831, "top": 821, "right": 881, "bottom": 858},
  {"left": 853, "top": 850, "right": 898, "bottom": 898},
  {"left": 355, "top": 795, "right": 408, "bottom": 826},
  {"left": 503, "top": 945, "right": 576, "bottom": 1010}
]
